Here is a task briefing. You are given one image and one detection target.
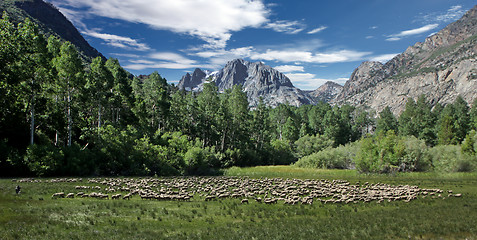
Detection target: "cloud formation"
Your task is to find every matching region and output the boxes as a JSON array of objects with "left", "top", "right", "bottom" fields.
[
  {"left": 52, "top": 0, "right": 269, "bottom": 49},
  {"left": 386, "top": 24, "right": 439, "bottom": 41},
  {"left": 82, "top": 30, "right": 151, "bottom": 51},
  {"left": 274, "top": 65, "right": 305, "bottom": 73},
  {"left": 417, "top": 5, "right": 466, "bottom": 24},
  {"left": 265, "top": 20, "right": 306, "bottom": 34},
  {"left": 250, "top": 49, "right": 371, "bottom": 64},
  {"left": 369, "top": 53, "right": 400, "bottom": 63},
  {"left": 307, "top": 26, "right": 327, "bottom": 34}
]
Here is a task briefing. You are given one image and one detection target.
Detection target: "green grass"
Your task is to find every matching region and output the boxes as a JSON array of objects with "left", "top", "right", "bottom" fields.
[{"left": 1, "top": 166, "right": 477, "bottom": 239}]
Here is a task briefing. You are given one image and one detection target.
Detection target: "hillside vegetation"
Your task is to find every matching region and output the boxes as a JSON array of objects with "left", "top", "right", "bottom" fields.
[{"left": 1, "top": 15, "right": 477, "bottom": 177}]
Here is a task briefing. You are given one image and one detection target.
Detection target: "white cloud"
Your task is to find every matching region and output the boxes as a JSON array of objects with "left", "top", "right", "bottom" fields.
[
  {"left": 149, "top": 52, "right": 196, "bottom": 65},
  {"left": 418, "top": 5, "right": 466, "bottom": 24},
  {"left": 250, "top": 49, "right": 371, "bottom": 64},
  {"left": 386, "top": 24, "right": 439, "bottom": 41},
  {"left": 189, "top": 44, "right": 371, "bottom": 72},
  {"left": 52, "top": 0, "right": 269, "bottom": 49},
  {"left": 307, "top": 26, "right": 327, "bottom": 34},
  {"left": 265, "top": 20, "right": 306, "bottom": 34},
  {"left": 274, "top": 65, "right": 305, "bottom": 73},
  {"left": 285, "top": 73, "right": 348, "bottom": 90},
  {"left": 81, "top": 30, "right": 151, "bottom": 51},
  {"left": 369, "top": 53, "right": 400, "bottom": 63},
  {"left": 122, "top": 52, "right": 207, "bottom": 71}
]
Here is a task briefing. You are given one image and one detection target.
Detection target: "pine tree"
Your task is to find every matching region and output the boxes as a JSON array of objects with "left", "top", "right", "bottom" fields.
[{"left": 376, "top": 106, "right": 398, "bottom": 134}]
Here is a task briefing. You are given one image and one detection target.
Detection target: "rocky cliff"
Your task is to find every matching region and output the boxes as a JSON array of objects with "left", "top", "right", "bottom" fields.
[
  {"left": 178, "top": 59, "right": 316, "bottom": 107},
  {"left": 332, "top": 5, "right": 477, "bottom": 115},
  {"left": 307, "top": 81, "right": 343, "bottom": 102},
  {"left": 0, "top": 0, "right": 103, "bottom": 60}
]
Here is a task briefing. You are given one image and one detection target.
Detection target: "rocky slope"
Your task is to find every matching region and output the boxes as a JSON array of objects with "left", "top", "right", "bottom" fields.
[
  {"left": 307, "top": 81, "right": 343, "bottom": 102},
  {"left": 332, "top": 5, "right": 477, "bottom": 115},
  {"left": 178, "top": 59, "right": 316, "bottom": 107},
  {"left": 0, "top": 0, "right": 103, "bottom": 60}
]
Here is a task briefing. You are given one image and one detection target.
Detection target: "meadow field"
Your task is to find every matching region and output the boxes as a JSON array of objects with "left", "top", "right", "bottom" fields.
[{"left": 1, "top": 166, "right": 476, "bottom": 240}]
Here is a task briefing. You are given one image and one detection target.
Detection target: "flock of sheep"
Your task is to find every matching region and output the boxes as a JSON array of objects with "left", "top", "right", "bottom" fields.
[{"left": 14, "top": 177, "right": 462, "bottom": 205}]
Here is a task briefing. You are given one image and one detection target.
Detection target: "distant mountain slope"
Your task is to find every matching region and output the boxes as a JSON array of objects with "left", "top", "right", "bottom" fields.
[
  {"left": 307, "top": 81, "right": 343, "bottom": 103},
  {"left": 178, "top": 59, "right": 316, "bottom": 107},
  {"left": 0, "top": 0, "right": 103, "bottom": 60},
  {"left": 332, "top": 5, "right": 477, "bottom": 115}
]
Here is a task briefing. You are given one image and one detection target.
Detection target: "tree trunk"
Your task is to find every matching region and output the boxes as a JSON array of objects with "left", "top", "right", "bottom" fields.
[
  {"left": 98, "top": 103, "right": 102, "bottom": 130},
  {"left": 30, "top": 94, "right": 35, "bottom": 145},
  {"left": 67, "top": 79, "right": 72, "bottom": 147}
]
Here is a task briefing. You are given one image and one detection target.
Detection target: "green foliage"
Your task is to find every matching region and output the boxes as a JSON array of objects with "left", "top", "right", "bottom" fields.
[
  {"left": 24, "top": 144, "right": 63, "bottom": 176},
  {"left": 269, "top": 139, "right": 296, "bottom": 165},
  {"left": 429, "top": 145, "right": 475, "bottom": 172},
  {"left": 294, "top": 144, "right": 356, "bottom": 169},
  {"left": 355, "top": 131, "right": 431, "bottom": 173},
  {"left": 293, "top": 134, "right": 334, "bottom": 158},
  {"left": 3, "top": 16, "right": 477, "bottom": 177},
  {"left": 184, "top": 146, "right": 219, "bottom": 175},
  {"left": 376, "top": 106, "right": 398, "bottom": 133},
  {"left": 461, "top": 130, "right": 477, "bottom": 155}
]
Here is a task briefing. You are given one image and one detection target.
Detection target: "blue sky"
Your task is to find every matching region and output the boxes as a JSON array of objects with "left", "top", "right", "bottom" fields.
[{"left": 48, "top": 0, "right": 475, "bottom": 90}]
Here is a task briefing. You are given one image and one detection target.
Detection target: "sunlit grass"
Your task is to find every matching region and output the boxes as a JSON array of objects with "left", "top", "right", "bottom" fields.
[{"left": 1, "top": 167, "right": 476, "bottom": 239}]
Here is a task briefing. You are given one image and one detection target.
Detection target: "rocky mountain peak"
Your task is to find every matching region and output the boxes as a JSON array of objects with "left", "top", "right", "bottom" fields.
[
  {"left": 332, "top": 5, "right": 477, "bottom": 115},
  {"left": 308, "top": 81, "right": 343, "bottom": 102},
  {"left": 178, "top": 59, "right": 315, "bottom": 107}
]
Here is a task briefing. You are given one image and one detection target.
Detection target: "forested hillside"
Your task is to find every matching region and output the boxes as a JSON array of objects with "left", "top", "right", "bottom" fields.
[{"left": 1, "top": 15, "right": 477, "bottom": 177}]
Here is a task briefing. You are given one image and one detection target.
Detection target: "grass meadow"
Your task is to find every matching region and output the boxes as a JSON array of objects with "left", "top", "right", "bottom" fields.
[{"left": 1, "top": 166, "right": 476, "bottom": 239}]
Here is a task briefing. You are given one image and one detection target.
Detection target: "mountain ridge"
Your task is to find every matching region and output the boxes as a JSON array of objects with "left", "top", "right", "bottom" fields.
[
  {"left": 0, "top": 0, "right": 103, "bottom": 60},
  {"left": 178, "top": 59, "right": 316, "bottom": 107},
  {"left": 331, "top": 5, "right": 477, "bottom": 115}
]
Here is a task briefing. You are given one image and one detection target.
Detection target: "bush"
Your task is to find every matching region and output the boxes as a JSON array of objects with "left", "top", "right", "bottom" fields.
[
  {"left": 355, "top": 131, "right": 431, "bottom": 173},
  {"left": 294, "top": 134, "right": 334, "bottom": 158},
  {"left": 461, "top": 130, "right": 477, "bottom": 155},
  {"left": 429, "top": 145, "right": 475, "bottom": 172},
  {"left": 184, "top": 147, "right": 218, "bottom": 175},
  {"left": 269, "top": 139, "right": 296, "bottom": 165},
  {"left": 294, "top": 143, "right": 356, "bottom": 169},
  {"left": 24, "top": 144, "right": 64, "bottom": 177}
]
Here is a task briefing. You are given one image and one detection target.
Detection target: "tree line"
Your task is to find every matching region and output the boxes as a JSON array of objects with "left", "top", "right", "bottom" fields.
[{"left": 1, "top": 15, "right": 476, "bottom": 176}]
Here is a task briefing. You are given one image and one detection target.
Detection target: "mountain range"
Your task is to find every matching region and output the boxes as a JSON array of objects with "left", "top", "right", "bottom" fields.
[
  {"left": 180, "top": 5, "right": 477, "bottom": 113},
  {"left": 178, "top": 59, "right": 316, "bottom": 107},
  {"left": 4, "top": 0, "right": 477, "bottom": 114},
  {"left": 332, "top": 5, "right": 477, "bottom": 114}
]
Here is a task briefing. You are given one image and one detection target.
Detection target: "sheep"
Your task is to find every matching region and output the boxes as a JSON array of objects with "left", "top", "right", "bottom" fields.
[
  {"left": 66, "top": 193, "right": 75, "bottom": 198},
  {"left": 123, "top": 193, "right": 132, "bottom": 200},
  {"left": 112, "top": 194, "right": 122, "bottom": 200},
  {"left": 52, "top": 192, "right": 65, "bottom": 198},
  {"left": 241, "top": 199, "right": 249, "bottom": 204}
]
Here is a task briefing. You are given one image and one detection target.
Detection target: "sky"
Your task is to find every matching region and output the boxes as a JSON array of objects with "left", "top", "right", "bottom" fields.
[{"left": 47, "top": 0, "right": 476, "bottom": 90}]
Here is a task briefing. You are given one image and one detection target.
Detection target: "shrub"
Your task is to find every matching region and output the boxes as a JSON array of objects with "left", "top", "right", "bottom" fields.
[
  {"left": 355, "top": 131, "right": 431, "bottom": 173},
  {"left": 184, "top": 147, "right": 218, "bottom": 175},
  {"left": 294, "top": 134, "right": 334, "bottom": 158},
  {"left": 294, "top": 143, "right": 356, "bottom": 169},
  {"left": 269, "top": 139, "right": 296, "bottom": 165},
  {"left": 429, "top": 145, "right": 475, "bottom": 172},
  {"left": 24, "top": 144, "right": 64, "bottom": 177}
]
